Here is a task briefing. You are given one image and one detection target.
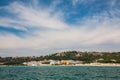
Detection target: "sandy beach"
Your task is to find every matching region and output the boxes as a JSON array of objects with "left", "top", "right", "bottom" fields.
[
  {"left": 32, "top": 63, "right": 120, "bottom": 67},
  {"left": 75, "top": 63, "right": 120, "bottom": 66},
  {"left": 1, "top": 63, "right": 120, "bottom": 67}
]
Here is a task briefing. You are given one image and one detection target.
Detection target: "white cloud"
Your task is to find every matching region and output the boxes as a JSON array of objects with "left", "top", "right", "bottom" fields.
[
  {"left": 72, "top": 0, "right": 95, "bottom": 6},
  {"left": 0, "top": 1, "right": 120, "bottom": 56},
  {"left": 1, "top": 2, "right": 68, "bottom": 30}
]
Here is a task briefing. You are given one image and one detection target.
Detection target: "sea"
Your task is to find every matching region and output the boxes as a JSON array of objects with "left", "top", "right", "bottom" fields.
[{"left": 0, "top": 66, "right": 120, "bottom": 80}]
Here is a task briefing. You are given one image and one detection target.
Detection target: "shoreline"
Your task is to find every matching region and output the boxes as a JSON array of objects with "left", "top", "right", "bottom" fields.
[
  {"left": 74, "top": 63, "right": 120, "bottom": 67},
  {"left": 1, "top": 63, "right": 120, "bottom": 67}
]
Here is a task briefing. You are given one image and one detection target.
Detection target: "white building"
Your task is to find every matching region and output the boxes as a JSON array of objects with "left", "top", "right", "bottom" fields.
[
  {"left": 49, "top": 60, "right": 61, "bottom": 65},
  {"left": 23, "top": 61, "right": 41, "bottom": 66}
]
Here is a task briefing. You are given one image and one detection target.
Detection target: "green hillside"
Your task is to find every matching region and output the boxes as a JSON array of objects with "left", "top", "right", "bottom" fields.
[{"left": 0, "top": 51, "right": 120, "bottom": 65}]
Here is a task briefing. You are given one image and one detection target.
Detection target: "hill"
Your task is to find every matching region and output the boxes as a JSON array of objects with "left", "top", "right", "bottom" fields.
[{"left": 0, "top": 51, "right": 120, "bottom": 65}]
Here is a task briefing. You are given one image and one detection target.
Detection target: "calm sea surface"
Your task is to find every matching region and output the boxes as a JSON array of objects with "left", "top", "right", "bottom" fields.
[{"left": 0, "top": 66, "right": 120, "bottom": 80}]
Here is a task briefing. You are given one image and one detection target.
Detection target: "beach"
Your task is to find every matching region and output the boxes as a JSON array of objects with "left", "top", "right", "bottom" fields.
[
  {"left": 75, "top": 63, "right": 120, "bottom": 66},
  {"left": 24, "top": 63, "right": 120, "bottom": 67}
]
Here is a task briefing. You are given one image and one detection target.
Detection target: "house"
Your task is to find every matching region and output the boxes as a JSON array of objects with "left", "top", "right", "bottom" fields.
[
  {"left": 68, "top": 60, "right": 76, "bottom": 65},
  {"left": 23, "top": 61, "right": 41, "bottom": 66},
  {"left": 49, "top": 60, "right": 61, "bottom": 65},
  {"left": 40, "top": 60, "right": 50, "bottom": 64},
  {"left": 61, "top": 60, "right": 69, "bottom": 65}
]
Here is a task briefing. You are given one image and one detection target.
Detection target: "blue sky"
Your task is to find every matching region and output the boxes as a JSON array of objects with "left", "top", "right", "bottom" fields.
[{"left": 0, "top": 0, "right": 120, "bottom": 56}]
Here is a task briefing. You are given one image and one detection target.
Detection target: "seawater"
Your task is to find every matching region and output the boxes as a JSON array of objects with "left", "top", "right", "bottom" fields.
[{"left": 0, "top": 66, "right": 120, "bottom": 80}]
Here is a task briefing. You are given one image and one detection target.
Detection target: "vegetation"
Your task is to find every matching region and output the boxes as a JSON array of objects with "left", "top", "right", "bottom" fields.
[{"left": 0, "top": 51, "right": 120, "bottom": 65}]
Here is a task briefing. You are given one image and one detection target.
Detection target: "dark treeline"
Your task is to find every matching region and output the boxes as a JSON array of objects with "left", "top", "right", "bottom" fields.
[{"left": 0, "top": 51, "right": 120, "bottom": 65}]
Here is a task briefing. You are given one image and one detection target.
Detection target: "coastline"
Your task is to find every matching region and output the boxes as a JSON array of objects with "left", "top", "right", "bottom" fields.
[
  {"left": 75, "top": 63, "right": 120, "bottom": 67},
  {"left": 1, "top": 63, "right": 120, "bottom": 67}
]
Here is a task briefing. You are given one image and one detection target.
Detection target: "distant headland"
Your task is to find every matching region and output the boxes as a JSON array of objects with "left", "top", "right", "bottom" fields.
[{"left": 0, "top": 51, "right": 120, "bottom": 66}]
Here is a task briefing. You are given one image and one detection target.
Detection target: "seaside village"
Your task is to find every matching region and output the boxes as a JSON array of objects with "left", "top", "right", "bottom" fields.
[
  {"left": 23, "top": 60, "right": 83, "bottom": 66},
  {"left": 22, "top": 59, "right": 118, "bottom": 66}
]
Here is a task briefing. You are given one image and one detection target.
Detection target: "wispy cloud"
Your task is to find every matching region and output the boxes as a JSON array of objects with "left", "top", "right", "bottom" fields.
[
  {"left": 1, "top": 2, "right": 67, "bottom": 30},
  {"left": 72, "top": 0, "right": 95, "bottom": 6},
  {"left": 0, "top": 0, "right": 120, "bottom": 56}
]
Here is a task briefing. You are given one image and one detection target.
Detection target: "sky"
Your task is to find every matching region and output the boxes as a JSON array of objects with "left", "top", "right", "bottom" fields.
[{"left": 0, "top": 0, "right": 120, "bottom": 57}]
